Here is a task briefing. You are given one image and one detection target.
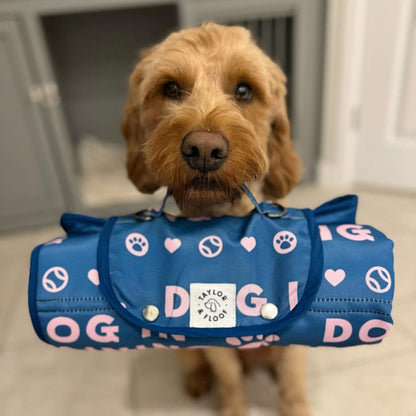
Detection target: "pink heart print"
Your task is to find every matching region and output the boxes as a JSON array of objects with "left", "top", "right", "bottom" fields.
[
  {"left": 164, "top": 238, "right": 182, "bottom": 253},
  {"left": 324, "top": 269, "right": 346, "bottom": 287},
  {"left": 87, "top": 269, "right": 100, "bottom": 286},
  {"left": 240, "top": 236, "right": 256, "bottom": 252}
]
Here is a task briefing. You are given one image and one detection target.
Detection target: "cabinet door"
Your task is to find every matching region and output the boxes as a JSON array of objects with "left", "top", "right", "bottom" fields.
[{"left": 0, "top": 19, "right": 65, "bottom": 230}]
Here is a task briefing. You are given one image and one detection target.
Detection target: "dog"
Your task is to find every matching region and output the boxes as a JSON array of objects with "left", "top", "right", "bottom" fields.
[{"left": 122, "top": 23, "right": 309, "bottom": 416}]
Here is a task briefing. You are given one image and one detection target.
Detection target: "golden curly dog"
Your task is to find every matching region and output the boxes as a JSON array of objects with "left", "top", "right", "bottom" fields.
[{"left": 122, "top": 23, "right": 310, "bottom": 416}]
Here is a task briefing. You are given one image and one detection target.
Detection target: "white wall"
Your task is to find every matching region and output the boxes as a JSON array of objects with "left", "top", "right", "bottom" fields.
[{"left": 318, "top": 0, "right": 416, "bottom": 191}]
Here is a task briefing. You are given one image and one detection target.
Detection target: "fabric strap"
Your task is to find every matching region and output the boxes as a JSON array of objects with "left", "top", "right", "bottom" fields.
[{"left": 136, "top": 184, "right": 284, "bottom": 221}]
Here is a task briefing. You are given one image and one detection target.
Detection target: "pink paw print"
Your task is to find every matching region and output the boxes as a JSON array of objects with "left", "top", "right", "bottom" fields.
[{"left": 225, "top": 334, "right": 280, "bottom": 349}]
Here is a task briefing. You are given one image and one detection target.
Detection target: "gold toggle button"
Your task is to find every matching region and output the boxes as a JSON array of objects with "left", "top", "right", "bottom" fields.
[{"left": 142, "top": 305, "right": 159, "bottom": 322}]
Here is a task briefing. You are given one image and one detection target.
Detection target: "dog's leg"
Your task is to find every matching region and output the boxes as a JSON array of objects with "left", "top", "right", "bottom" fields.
[
  {"left": 204, "top": 347, "right": 247, "bottom": 416},
  {"left": 178, "top": 349, "right": 213, "bottom": 397},
  {"left": 270, "top": 346, "right": 311, "bottom": 416}
]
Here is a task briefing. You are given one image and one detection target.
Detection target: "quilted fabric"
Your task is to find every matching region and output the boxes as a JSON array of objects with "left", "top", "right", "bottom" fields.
[{"left": 28, "top": 193, "right": 394, "bottom": 350}]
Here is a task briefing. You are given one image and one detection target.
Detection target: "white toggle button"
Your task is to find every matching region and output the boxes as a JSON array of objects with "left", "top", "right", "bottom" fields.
[
  {"left": 260, "top": 303, "right": 278, "bottom": 320},
  {"left": 142, "top": 305, "right": 159, "bottom": 322}
]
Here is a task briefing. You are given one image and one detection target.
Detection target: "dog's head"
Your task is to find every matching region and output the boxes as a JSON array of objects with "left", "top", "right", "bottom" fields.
[{"left": 122, "top": 23, "right": 301, "bottom": 208}]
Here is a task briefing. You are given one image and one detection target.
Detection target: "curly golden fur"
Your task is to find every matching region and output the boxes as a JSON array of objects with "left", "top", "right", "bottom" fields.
[{"left": 122, "top": 23, "right": 309, "bottom": 416}]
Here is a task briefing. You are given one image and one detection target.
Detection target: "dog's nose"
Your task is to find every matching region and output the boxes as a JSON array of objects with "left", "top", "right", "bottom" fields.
[{"left": 181, "top": 131, "right": 229, "bottom": 173}]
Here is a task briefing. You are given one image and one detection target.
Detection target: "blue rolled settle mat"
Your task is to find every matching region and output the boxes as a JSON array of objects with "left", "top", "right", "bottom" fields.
[{"left": 28, "top": 192, "right": 394, "bottom": 350}]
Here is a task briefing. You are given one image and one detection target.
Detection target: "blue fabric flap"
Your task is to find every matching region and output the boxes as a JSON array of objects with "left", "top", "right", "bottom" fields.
[
  {"left": 98, "top": 204, "right": 323, "bottom": 337},
  {"left": 61, "top": 213, "right": 105, "bottom": 235},
  {"left": 313, "top": 194, "right": 358, "bottom": 225}
]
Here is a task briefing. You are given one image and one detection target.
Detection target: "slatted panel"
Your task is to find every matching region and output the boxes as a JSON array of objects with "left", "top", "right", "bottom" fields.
[{"left": 228, "top": 17, "right": 294, "bottom": 116}]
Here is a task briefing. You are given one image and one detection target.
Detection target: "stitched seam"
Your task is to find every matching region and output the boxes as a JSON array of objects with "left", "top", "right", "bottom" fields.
[
  {"left": 309, "top": 309, "right": 391, "bottom": 317},
  {"left": 37, "top": 297, "right": 106, "bottom": 302},
  {"left": 39, "top": 307, "right": 114, "bottom": 313},
  {"left": 314, "top": 298, "right": 392, "bottom": 304}
]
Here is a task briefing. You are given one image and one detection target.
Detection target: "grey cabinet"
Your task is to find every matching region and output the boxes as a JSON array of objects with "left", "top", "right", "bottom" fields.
[
  {"left": 0, "top": 0, "right": 325, "bottom": 231},
  {"left": 0, "top": 18, "right": 67, "bottom": 230}
]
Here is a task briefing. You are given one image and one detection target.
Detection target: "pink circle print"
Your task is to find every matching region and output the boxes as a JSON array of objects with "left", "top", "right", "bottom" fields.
[
  {"left": 365, "top": 266, "right": 392, "bottom": 293},
  {"left": 42, "top": 266, "right": 69, "bottom": 293},
  {"left": 198, "top": 236, "right": 223, "bottom": 258}
]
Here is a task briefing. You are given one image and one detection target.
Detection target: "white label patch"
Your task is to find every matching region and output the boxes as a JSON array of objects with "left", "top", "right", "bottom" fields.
[{"left": 190, "top": 283, "right": 236, "bottom": 328}]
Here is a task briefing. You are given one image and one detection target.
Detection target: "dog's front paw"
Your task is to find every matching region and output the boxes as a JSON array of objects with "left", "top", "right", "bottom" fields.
[{"left": 184, "top": 366, "right": 212, "bottom": 398}]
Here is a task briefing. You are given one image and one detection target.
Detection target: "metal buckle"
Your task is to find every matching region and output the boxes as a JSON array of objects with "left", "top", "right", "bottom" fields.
[
  {"left": 264, "top": 203, "right": 287, "bottom": 218},
  {"left": 133, "top": 209, "right": 155, "bottom": 221}
]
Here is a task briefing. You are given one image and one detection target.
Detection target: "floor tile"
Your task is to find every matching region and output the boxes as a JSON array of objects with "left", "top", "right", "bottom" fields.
[
  {"left": 132, "top": 350, "right": 282, "bottom": 415},
  {"left": 308, "top": 349, "right": 416, "bottom": 416},
  {"left": 391, "top": 300, "right": 416, "bottom": 344},
  {"left": 0, "top": 343, "right": 132, "bottom": 416},
  {"left": 307, "top": 324, "right": 414, "bottom": 376},
  {"left": 132, "top": 349, "right": 215, "bottom": 415},
  {"left": 3, "top": 285, "right": 45, "bottom": 350}
]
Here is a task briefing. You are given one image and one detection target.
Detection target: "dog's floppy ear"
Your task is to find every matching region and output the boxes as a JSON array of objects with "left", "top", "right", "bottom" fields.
[
  {"left": 262, "top": 61, "right": 302, "bottom": 199},
  {"left": 121, "top": 54, "right": 160, "bottom": 194}
]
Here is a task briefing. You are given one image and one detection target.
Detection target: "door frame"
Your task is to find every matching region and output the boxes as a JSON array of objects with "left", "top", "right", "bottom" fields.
[{"left": 318, "top": 0, "right": 367, "bottom": 186}]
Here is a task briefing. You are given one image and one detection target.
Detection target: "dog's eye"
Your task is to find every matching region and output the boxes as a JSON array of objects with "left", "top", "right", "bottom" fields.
[
  {"left": 162, "top": 81, "right": 183, "bottom": 100},
  {"left": 234, "top": 82, "right": 253, "bottom": 103}
]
